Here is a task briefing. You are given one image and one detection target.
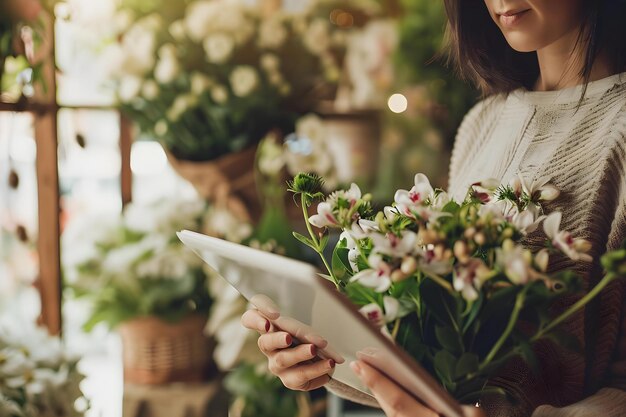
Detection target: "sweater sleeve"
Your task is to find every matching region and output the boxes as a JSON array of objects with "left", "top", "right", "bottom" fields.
[{"left": 531, "top": 102, "right": 626, "bottom": 417}]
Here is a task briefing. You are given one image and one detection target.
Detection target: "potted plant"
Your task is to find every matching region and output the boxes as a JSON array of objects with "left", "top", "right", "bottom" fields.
[{"left": 63, "top": 198, "right": 253, "bottom": 384}]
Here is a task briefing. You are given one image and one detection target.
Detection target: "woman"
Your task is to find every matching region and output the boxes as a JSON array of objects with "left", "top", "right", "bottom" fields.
[{"left": 242, "top": 1, "right": 626, "bottom": 415}]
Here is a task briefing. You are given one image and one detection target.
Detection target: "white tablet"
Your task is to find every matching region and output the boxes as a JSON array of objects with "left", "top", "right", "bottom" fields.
[{"left": 177, "top": 230, "right": 463, "bottom": 417}]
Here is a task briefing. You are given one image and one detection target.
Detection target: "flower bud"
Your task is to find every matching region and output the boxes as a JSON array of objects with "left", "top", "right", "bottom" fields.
[
  {"left": 401, "top": 257, "right": 418, "bottom": 275},
  {"left": 539, "top": 185, "right": 560, "bottom": 202},
  {"left": 454, "top": 240, "right": 469, "bottom": 263},
  {"left": 464, "top": 227, "right": 476, "bottom": 239},
  {"left": 391, "top": 269, "right": 408, "bottom": 283},
  {"left": 535, "top": 249, "right": 549, "bottom": 272},
  {"left": 434, "top": 244, "right": 445, "bottom": 260},
  {"left": 573, "top": 239, "right": 592, "bottom": 253},
  {"left": 474, "top": 232, "right": 486, "bottom": 246}
]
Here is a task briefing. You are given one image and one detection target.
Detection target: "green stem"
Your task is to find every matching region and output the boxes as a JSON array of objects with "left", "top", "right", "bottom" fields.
[
  {"left": 301, "top": 194, "right": 340, "bottom": 288},
  {"left": 422, "top": 270, "right": 454, "bottom": 294},
  {"left": 532, "top": 272, "right": 616, "bottom": 342},
  {"left": 482, "top": 287, "right": 527, "bottom": 366}
]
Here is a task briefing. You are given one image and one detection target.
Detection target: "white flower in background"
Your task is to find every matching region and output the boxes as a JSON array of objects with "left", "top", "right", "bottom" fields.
[
  {"left": 155, "top": 120, "right": 168, "bottom": 136},
  {"left": 136, "top": 245, "right": 200, "bottom": 280},
  {"left": 359, "top": 297, "right": 399, "bottom": 328},
  {"left": 345, "top": 20, "right": 398, "bottom": 108},
  {"left": 185, "top": 0, "right": 252, "bottom": 44},
  {"left": 350, "top": 254, "right": 392, "bottom": 292},
  {"left": 211, "top": 85, "right": 229, "bottom": 104},
  {"left": 258, "top": 16, "right": 288, "bottom": 49},
  {"left": 119, "top": 76, "right": 142, "bottom": 103},
  {"left": 124, "top": 198, "right": 206, "bottom": 234},
  {"left": 114, "top": 9, "right": 134, "bottom": 32},
  {"left": 453, "top": 258, "right": 491, "bottom": 302},
  {"left": 543, "top": 212, "right": 593, "bottom": 262},
  {"left": 370, "top": 231, "right": 418, "bottom": 258},
  {"left": 203, "top": 206, "right": 253, "bottom": 244},
  {"left": 190, "top": 73, "right": 214, "bottom": 96},
  {"left": 142, "top": 80, "right": 159, "bottom": 100},
  {"left": 155, "top": 44, "right": 180, "bottom": 84},
  {"left": 415, "top": 246, "right": 453, "bottom": 276},
  {"left": 496, "top": 240, "right": 534, "bottom": 285},
  {"left": 169, "top": 19, "right": 187, "bottom": 41},
  {"left": 260, "top": 53, "right": 280, "bottom": 72},
  {"left": 230, "top": 66, "right": 259, "bottom": 97},
  {"left": 257, "top": 135, "right": 286, "bottom": 177},
  {"left": 102, "top": 237, "right": 163, "bottom": 275},
  {"left": 184, "top": 0, "right": 220, "bottom": 42},
  {"left": 204, "top": 33, "right": 235, "bottom": 64},
  {"left": 297, "top": 113, "right": 326, "bottom": 143},
  {"left": 167, "top": 94, "right": 198, "bottom": 122},
  {"left": 118, "top": 15, "right": 160, "bottom": 75},
  {"left": 304, "top": 18, "right": 330, "bottom": 55}
]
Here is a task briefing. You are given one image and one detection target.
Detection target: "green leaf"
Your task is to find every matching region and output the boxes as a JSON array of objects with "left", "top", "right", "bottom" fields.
[
  {"left": 332, "top": 240, "right": 353, "bottom": 281},
  {"left": 292, "top": 231, "right": 316, "bottom": 250},
  {"left": 455, "top": 353, "right": 479, "bottom": 379},
  {"left": 434, "top": 350, "right": 457, "bottom": 384},
  {"left": 435, "top": 325, "right": 463, "bottom": 354}
]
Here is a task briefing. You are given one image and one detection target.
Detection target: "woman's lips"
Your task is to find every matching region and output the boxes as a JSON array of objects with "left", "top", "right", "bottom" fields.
[{"left": 498, "top": 9, "right": 531, "bottom": 27}]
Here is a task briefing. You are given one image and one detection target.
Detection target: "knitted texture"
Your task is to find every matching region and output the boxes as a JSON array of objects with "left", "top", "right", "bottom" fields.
[{"left": 449, "top": 71, "right": 626, "bottom": 417}]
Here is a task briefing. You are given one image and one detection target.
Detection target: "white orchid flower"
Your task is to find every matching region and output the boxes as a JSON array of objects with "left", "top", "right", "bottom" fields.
[
  {"left": 350, "top": 254, "right": 392, "bottom": 292},
  {"left": 514, "top": 174, "right": 561, "bottom": 202},
  {"left": 359, "top": 297, "right": 400, "bottom": 328},
  {"left": 543, "top": 212, "right": 593, "bottom": 262},
  {"left": 471, "top": 178, "right": 501, "bottom": 203},
  {"left": 329, "top": 183, "right": 362, "bottom": 207},
  {"left": 511, "top": 203, "right": 545, "bottom": 235},
  {"left": 308, "top": 202, "right": 339, "bottom": 228},
  {"left": 453, "top": 259, "right": 491, "bottom": 302},
  {"left": 370, "top": 231, "right": 418, "bottom": 258},
  {"left": 394, "top": 173, "right": 435, "bottom": 217}
]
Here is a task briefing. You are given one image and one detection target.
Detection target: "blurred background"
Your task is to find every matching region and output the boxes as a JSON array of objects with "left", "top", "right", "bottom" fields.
[{"left": 0, "top": 0, "right": 477, "bottom": 416}]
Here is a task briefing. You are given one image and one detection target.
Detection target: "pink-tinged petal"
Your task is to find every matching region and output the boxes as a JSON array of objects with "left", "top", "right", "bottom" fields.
[
  {"left": 462, "top": 286, "right": 479, "bottom": 302},
  {"left": 350, "top": 269, "right": 377, "bottom": 284},
  {"left": 359, "top": 303, "right": 384, "bottom": 327},
  {"left": 509, "top": 175, "right": 523, "bottom": 196},
  {"left": 543, "top": 212, "right": 562, "bottom": 239},
  {"left": 308, "top": 214, "right": 326, "bottom": 228}
]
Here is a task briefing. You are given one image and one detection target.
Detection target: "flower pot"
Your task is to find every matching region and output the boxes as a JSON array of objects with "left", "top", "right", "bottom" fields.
[
  {"left": 166, "top": 147, "right": 261, "bottom": 222},
  {"left": 119, "top": 314, "right": 214, "bottom": 385}
]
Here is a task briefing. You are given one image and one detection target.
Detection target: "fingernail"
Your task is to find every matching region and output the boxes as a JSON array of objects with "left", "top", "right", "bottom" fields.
[
  {"left": 264, "top": 320, "right": 270, "bottom": 333},
  {"left": 328, "top": 359, "right": 335, "bottom": 369},
  {"left": 350, "top": 361, "right": 362, "bottom": 375},
  {"left": 285, "top": 334, "right": 293, "bottom": 346},
  {"left": 310, "top": 345, "right": 317, "bottom": 356}
]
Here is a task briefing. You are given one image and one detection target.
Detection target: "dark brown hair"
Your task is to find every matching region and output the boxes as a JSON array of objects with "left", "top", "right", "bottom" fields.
[{"left": 443, "top": 0, "right": 626, "bottom": 97}]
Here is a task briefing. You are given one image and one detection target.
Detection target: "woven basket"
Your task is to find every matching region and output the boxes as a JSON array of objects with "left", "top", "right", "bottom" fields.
[
  {"left": 166, "top": 147, "right": 260, "bottom": 222},
  {"left": 119, "top": 314, "right": 213, "bottom": 385}
]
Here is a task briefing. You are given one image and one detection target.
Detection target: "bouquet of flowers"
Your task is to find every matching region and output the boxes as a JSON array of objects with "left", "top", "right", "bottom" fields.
[
  {"left": 105, "top": 0, "right": 371, "bottom": 162},
  {"left": 63, "top": 198, "right": 252, "bottom": 330},
  {"left": 288, "top": 172, "right": 626, "bottom": 403},
  {"left": 0, "top": 322, "right": 87, "bottom": 417}
]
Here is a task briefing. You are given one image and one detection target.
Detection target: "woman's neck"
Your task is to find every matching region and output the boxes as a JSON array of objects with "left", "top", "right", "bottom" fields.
[{"left": 534, "top": 29, "right": 613, "bottom": 92}]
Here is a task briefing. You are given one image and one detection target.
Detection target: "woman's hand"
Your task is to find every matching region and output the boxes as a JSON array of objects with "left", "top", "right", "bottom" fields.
[
  {"left": 241, "top": 308, "right": 335, "bottom": 391},
  {"left": 351, "top": 360, "right": 486, "bottom": 417}
]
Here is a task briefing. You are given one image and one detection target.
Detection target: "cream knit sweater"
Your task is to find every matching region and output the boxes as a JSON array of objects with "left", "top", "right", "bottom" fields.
[{"left": 328, "top": 72, "right": 626, "bottom": 416}]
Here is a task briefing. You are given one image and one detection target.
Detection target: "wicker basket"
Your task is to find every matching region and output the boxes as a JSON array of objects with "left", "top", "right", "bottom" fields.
[
  {"left": 166, "top": 147, "right": 260, "bottom": 222},
  {"left": 119, "top": 314, "right": 213, "bottom": 385}
]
